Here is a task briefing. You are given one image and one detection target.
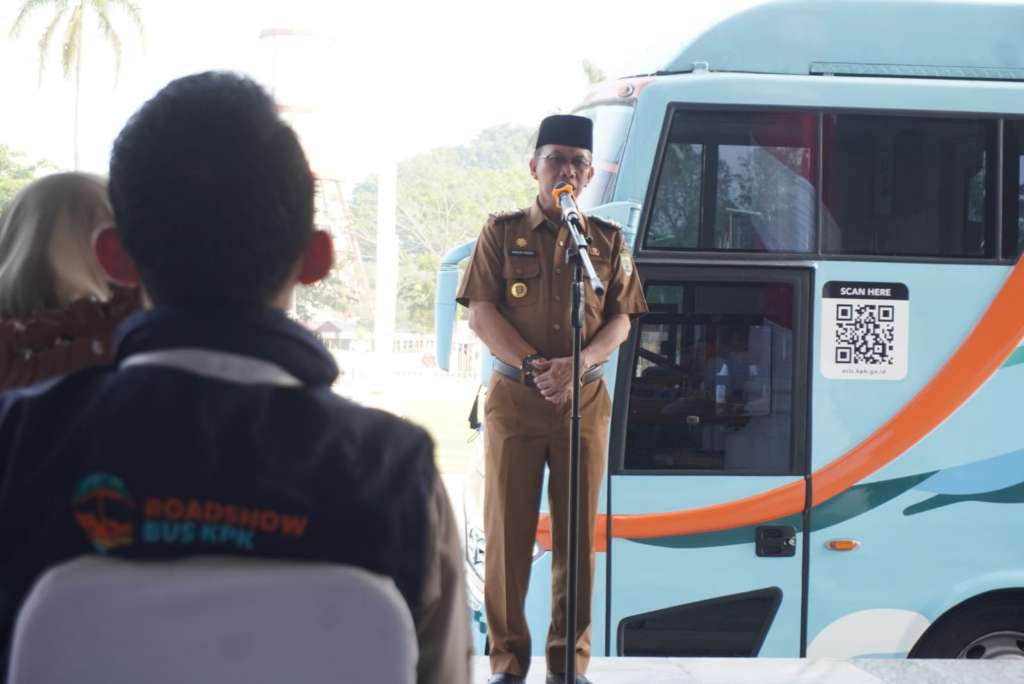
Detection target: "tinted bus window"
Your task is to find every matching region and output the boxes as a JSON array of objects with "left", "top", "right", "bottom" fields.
[
  {"left": 823, "top": 114, "right": 997, "bottom": 258},
  {"left": 646, "top": 109, "right": 817, "bottom": 253},
  {"left": 1003, "top": 120, "right": 1024, "bottom": 259},
  {"left": 624, "top": 281, "right": 796, "bottom": 473},
  {"left": 577, "top": 103, "right": 634, "bottom": 209}
]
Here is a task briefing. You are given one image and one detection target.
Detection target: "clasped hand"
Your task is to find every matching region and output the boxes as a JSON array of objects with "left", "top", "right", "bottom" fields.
[{"left": 532, "top": 356, "right": 580, "bottom": 405}]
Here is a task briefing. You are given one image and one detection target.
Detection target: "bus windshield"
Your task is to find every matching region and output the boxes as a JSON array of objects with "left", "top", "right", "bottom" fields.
[{"left": 574, "top": 103, "right": 634, "bottom": 209}]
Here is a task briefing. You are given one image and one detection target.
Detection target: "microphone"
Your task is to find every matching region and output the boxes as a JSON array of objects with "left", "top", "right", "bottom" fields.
[
  {"left": 550, "top": 181, "right": 605, "bottom": 297},
  {"left": 552, "top": 181, "right": 583, "bottom": 229}
]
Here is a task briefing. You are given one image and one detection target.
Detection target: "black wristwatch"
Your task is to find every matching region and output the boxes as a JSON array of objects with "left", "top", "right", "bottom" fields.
[{"left": 521, "top": 353, "right": 544, "bottom": 385}]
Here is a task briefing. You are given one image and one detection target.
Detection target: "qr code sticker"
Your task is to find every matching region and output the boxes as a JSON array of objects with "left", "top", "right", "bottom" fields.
[
  {"left": 822, "top": 282, "right": 908, "bottom": 381},
  {"left": 834, "top": 304, "right": 896, "bottom": 366}
]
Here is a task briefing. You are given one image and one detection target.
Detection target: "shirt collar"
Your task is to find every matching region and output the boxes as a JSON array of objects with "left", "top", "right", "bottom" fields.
[
  {"left": 114, "top": 304, "right": 339, "bottom": 387},
  {"left": 528, "top": 198, "right": 559, "bottom": 232}
]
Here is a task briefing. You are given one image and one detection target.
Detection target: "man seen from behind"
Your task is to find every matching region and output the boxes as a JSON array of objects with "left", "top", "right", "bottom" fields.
[{"left": 0, "top": 71, "right": 470, "bottom": 684}]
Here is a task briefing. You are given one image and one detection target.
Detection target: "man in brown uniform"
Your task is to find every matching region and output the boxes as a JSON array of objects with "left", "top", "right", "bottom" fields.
[{"left": 456, "top": 115, "right": 648, "bottom": 684}]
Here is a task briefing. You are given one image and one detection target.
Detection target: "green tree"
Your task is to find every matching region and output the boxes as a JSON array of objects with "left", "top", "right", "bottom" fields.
[
  {"left": 582, "top": 59, "right": 606, "bottom": 85},
  {"left": 395, "top": 253, "right": 440, "bottom": 333},
  {"left": 293, "top": 183, "right": 374, "bottom": 331},
  {"left": 294, "top": 263, "right": 357, "bottom": 325},
  {"left": 0, "top": 145, "right": 47, "bottom": 211},
  {"left": 395, "top": 124, "right": 535, "bottom": 257},
  {"left": 348, "top": 176, "right": 378, "bottom": 259},
  {"left": 459, "top": 123, "right": 536, "bottom": 169},
  {"left": 9, "top": 0, "right": 145, "bottom": 169},
  {"left": 348, "top": 124, "right": 537, "bottom": 334}
]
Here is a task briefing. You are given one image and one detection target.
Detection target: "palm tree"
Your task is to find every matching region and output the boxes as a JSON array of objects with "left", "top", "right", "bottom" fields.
[{"left": 9, "top": 0, "right": 144, "bottom": 169}]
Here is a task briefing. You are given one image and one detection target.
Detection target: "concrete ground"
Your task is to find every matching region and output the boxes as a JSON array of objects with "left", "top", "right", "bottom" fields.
[{"left": 472, "top": 656, "right": 1024, "bottom": 683}]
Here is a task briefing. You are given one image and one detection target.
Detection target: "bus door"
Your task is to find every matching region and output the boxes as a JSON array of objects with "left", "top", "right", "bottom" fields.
[
  {"left": 607, "top": 265, "right": 810, "bottom": 658},
  {"left": 605, "top": 106, "right": 819, "bottom": 657}
]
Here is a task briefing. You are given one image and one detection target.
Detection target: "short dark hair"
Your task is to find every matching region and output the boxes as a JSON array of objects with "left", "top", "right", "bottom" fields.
[{"left": 108, "top": 71, "right": 315, "bottom": 305}]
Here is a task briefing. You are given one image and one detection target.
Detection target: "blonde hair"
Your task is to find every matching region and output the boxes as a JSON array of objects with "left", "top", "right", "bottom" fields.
[{"left": 0, "top": 172, "right": 113, "bottom": 318}]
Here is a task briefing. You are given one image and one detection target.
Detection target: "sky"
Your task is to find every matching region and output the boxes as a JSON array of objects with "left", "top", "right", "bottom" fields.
[{"left": 0, "top": 0, "right": 761, "bottom": 186}]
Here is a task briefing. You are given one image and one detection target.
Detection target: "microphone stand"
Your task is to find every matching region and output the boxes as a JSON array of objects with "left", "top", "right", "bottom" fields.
[{"left": 562, "top": 211, "right": 603, "bottom": 684}]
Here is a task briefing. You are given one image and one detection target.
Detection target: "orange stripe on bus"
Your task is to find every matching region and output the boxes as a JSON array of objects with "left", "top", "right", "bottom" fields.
[{"left": 536, "top": 259, "right": 1024, "bottom": 551}]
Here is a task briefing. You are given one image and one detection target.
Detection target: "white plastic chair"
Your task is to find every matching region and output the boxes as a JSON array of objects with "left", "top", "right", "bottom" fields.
[{"left": 7, "top": 556, "right": 418, "bottom": 684}]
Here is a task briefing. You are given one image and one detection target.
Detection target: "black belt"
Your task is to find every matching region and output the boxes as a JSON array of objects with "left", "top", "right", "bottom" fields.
[{"left": 492, "top": 358, "right": 603, "bottom": 387}]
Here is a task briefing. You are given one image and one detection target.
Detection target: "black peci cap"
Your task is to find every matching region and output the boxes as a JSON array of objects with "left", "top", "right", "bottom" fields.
[{"left": 535, "top": 114, "right": 593, "bottom": 151}]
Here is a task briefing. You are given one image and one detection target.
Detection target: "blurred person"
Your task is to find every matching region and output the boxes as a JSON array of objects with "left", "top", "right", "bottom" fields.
[
  {"left": 457, "top": 115, "right": 648, "bottom": 684},
  {"left": 0, "top": 172, "right": 139, "bottom": 390},
  {"left": 0, "top": 72, "right": 469, "bottom": 684}
]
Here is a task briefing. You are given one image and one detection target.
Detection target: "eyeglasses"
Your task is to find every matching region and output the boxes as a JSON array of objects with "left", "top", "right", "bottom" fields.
[{"left": 536, "top": 153, "right": 592, "bottom": 172}]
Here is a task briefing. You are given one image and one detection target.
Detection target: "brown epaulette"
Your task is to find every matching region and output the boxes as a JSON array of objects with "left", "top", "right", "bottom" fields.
[
  {"left": 489, "top": 209, "right": 526, "bottom": 223},
  {"left": 586, "top": 214, "right": 623, "bottom": 232}
]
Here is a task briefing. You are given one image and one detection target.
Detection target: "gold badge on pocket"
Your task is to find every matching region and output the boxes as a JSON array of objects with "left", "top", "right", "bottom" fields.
[
  {"left": 515, "top": 237, "right": 528, "bottom": 247},
  {"left": 589, "top": 246, "right": 600, "bottom": 256},
  {"left": 510, "top": 282, "right": 528, "bottom": 298}
]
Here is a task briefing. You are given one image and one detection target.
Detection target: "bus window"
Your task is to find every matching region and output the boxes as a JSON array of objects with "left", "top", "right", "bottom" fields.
[
  {"left": 645, "top": 109, "right": 817, "bottom": 253},
  {"left": 823, "top": 114, "right": 997, "bottom": 258},
  {"left": 1002, "top": 120, "right": 1024, "bottom": 260},
  {"left": 623, "top": 280, "right": 798, "bottom": 474},
  {"left": 576, "top": 103, "right": 634, "bottom": 209}
]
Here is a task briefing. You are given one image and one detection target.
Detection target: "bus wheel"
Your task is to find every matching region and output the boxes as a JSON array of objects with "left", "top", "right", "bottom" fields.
[
  {"left": 910, "top": 591, "right": 1024, "bottom": 659},
  {"left": 955, "top": 631, "right": 1024, "bottom": 659}
]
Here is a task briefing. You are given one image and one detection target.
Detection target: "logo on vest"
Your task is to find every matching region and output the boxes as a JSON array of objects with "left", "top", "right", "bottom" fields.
[
  {"left": 71, "top": 472, "right": 311, "bottom": 554},
  {"left": 73, "top": 473, "right": 136, "bottom": 554},
  {"left": 141, "top": 497, "right": 310, "bottom": 552}
]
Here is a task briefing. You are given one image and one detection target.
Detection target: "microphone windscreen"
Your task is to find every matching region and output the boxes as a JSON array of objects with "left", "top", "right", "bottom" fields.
[{"left": 552, "top": 181, "right": 575, "bottom": 202}]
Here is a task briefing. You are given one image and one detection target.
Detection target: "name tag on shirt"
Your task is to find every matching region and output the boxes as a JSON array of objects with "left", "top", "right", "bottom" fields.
[{"left": 509, "top": 249, "right": 536, "bottom": 257}]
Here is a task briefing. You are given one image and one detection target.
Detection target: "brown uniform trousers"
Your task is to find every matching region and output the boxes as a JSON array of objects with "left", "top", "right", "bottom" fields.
[
  {"left": 484, "top": 373, "right": 610, "bottom": 676},
  {"left": 457, "top": 200, "right": 647, "bottom": 677}
]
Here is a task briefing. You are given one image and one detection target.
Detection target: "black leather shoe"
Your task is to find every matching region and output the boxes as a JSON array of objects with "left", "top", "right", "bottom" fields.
[
  {"left": 487, "top": 674, "right": 526, "bottom": 684},
  {"left": 546, "top": 674, "right": 593, "bottom": 684}
]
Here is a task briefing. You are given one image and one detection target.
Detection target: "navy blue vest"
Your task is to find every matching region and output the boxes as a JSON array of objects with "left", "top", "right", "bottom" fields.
[{"left": 0, "top": 305, "right": 435, "bottom": 642}]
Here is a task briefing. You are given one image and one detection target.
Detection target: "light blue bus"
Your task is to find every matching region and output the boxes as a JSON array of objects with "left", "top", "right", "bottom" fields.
[{"left": 435, "top": 0, "right": 1024, "bottom": 660}]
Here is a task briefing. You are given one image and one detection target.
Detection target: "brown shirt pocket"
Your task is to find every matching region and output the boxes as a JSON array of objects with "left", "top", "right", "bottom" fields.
[{"left": 502, "top": 257, "right": 541, "bottom": 307}]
